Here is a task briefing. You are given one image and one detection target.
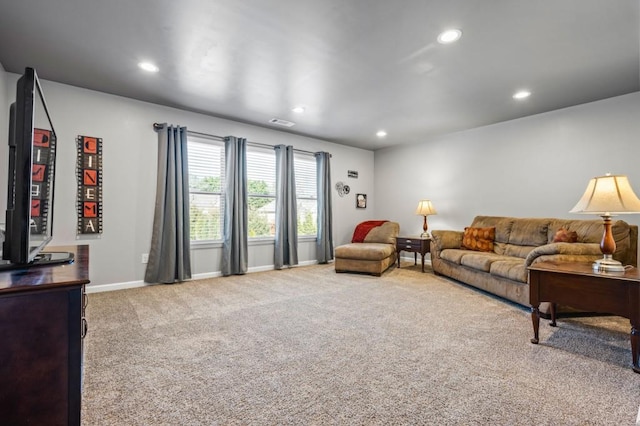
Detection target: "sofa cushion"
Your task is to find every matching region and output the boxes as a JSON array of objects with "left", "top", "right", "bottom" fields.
[
  {"left": 440, "top": 249, "right": 467, "bottom": 265},
  {"left": 490, "top": 260, "right": 527, "bottom": 283},
  {"left": 334, "top": 243, "right": 395, "bottom": 261},
  {"left": 462, "top": 227, "right": 495, "bottom": 252},
  {"left": 460, "top": 253, "right": 511, "bottom": 272}
]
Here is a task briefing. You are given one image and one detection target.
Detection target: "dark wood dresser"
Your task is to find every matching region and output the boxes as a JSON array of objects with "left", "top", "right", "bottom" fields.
[{"left": 0, "top": 245, "right": 89, "bottom": 426}]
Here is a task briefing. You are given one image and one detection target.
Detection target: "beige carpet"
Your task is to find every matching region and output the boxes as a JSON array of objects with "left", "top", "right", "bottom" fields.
[{"left": 82, "top": 263, "right": 640, "bottom": 425}]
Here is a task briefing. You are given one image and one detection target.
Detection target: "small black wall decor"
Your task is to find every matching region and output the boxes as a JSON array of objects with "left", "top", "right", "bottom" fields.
[
  {"left": 76, "top": 135, "right": 103, "bottom": 235},
  {"left": 356, "top": 193, "right": 367, "bottom": 209}
]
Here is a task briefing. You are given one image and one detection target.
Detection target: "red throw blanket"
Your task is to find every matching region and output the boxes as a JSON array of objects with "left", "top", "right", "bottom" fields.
[{"left": 351, "top": 220, "right": 388, "bottom": 243}]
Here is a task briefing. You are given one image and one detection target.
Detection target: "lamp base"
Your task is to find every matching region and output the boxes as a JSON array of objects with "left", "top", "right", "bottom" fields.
[
  {"left": 592, "top": 255, "right": 625, "bottom": 273},
  {"left": 421, "top": 231, "right": 431, "bottom": 238}
]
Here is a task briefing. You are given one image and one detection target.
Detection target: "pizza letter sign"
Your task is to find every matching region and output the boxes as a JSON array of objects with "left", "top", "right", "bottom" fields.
[{"left": 77, "top": 135, "right": 103, "bottom": 234}]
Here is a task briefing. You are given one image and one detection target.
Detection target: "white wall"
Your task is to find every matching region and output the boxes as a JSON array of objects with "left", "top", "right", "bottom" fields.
[
  {"left": 375, "top": 92, "right": 640, "bottom": 242},
  {"left": 1, "top": 73, "right": 376, "bottom": 287}
]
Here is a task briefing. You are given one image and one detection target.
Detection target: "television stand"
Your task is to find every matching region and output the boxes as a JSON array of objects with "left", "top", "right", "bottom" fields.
[
  {"left": 0, "top": 245, "right": 89, "bottom": 426},
  {"left": 0, "top": 250, "right": 74, "bottom": 271}
]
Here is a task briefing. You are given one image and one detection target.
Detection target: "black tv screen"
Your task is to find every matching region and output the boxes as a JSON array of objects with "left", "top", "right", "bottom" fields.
[{"left": 2, "top": 67, "right": 58, "bottom": 266}]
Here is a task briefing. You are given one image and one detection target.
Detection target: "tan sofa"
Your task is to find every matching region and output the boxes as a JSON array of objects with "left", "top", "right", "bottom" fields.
[
  {"left": 431, "top": 216, "right": 638, "bottom": 314},
  {"left": 335, "top": 222, "right": 399, "bottom": 276}
]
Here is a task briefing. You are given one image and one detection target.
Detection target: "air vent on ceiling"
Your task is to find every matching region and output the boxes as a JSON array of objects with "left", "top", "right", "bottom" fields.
[{"left": 269, "top": 118, "right": 296, "bottom": 127}]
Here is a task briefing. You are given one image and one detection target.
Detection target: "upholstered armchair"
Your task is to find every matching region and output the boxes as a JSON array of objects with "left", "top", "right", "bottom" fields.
[{"left": 334, "top": 221, "right": 400, "bottom": 276}]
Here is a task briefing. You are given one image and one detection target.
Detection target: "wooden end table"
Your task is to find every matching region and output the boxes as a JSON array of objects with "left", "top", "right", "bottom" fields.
[
  {"left": 396, "top": 236, "right": 431, "bottom": 273},
  {"left": 528, "top": 261, "right": 640, "bottom": 373}
]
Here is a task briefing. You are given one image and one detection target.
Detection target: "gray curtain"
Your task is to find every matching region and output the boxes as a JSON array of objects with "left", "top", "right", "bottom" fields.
[
  {"left": 274, "top": 145, "right": 298, "bottom": 269},
  {"left": 221, "top": 136, "right": 248, "bottom": 276},
  {"left": 145, "top": 124, "right": 192, "bottom": 283},
  {"left": 315, "top": 152, "right": 333, "bottom": 263}
]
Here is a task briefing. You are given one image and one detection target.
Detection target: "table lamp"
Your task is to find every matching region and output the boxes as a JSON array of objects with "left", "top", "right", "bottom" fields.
[
  {"left": 570, "top": 174, "right": 640, "bottom": 273},
  {"left": 415, "top": 200, "right": 437, "bottom": 238}
]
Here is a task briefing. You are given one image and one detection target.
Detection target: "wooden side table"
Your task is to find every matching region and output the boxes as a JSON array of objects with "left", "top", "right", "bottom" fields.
[
  {"left": 396, "top": 236, "right": 431, "bottom": 272},
  {"left": 528, "top": 261, "right": 640, "bottom": 373}
]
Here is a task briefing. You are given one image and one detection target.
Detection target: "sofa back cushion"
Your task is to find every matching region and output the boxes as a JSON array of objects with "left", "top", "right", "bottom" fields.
[
  {"left": 508, "top": 219, "right": 550, "bottom": 246},
  {"left": 362, "top": 221, "right": 400, "bottom": 245}
]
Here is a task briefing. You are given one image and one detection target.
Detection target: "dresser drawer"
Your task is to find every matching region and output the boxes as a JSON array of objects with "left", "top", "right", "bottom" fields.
[{"left": 397, "top": 238, "right": 422, "bottom": 250}]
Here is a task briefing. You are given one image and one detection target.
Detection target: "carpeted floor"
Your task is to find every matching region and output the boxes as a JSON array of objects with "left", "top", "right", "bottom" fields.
[{"left": 82, "top": 263, "right": 640, "bottom": 425}]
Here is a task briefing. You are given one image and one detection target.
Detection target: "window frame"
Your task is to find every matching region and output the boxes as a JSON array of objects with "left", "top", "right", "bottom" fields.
[
  {"left": 293, "top": 152, "right": 318, "bottom": 240},
  {"left": 246, "top": 145, "right": 277, "bottom": 240},
  {"left": 186, "top": 135, "right": 225, "bottom": 246}
]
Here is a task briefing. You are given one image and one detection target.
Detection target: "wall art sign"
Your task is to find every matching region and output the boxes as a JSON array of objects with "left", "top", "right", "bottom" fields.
[
  {"left": 76, "top": 135, "right": 103, "bottom": 235},
  {"left": 348, "top": 170, "right": 358, "bottom": 178},
  {"left": 31, "top": 128, "right": 56, "bottom": 235}
]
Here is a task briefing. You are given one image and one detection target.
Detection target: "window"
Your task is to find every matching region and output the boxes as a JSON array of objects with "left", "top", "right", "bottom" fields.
[
  {"left": 187, "top": 136, "right": 224, "bottom": 242},
  {"left": 187, "top": 138, "right": 318, "bottom": 242},
  {"left": 246, "top": 146, "right": 276, "bottom": 238},
  {"left": 295, "top": 153, "right": 317, "bottom": 237}
]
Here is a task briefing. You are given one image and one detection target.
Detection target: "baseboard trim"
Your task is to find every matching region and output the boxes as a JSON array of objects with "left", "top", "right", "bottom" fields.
[
  {"left": 86, "top": 280, "right": 148, "bottom": 294},
  {"left": 400, "top": 255, "right": 432, "bottom": 266},
  {"left": 86, "top": 260, "right": 319, "bottom": 293}
]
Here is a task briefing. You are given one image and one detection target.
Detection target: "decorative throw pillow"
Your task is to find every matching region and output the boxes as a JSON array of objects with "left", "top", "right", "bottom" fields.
[
  {"left": 553, "top": 228, "right": 578, "bottom": 243},
  {"left": 462, "top": 227, "right": 495, "bottom": 252}
]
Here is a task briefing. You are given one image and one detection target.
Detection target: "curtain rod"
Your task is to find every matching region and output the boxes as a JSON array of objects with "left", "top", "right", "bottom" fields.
[{"left": 153, "top": 123, "right": 330, "bottom": 157}]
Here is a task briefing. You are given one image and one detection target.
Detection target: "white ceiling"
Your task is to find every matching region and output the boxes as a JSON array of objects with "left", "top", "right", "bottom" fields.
[{"left": 0, "top": 0, "right": 638, "bottom": 150}]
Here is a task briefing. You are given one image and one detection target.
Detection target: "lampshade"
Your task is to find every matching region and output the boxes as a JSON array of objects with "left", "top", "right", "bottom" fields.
[
  {"left": 415, "top": 200, "right": 437, "bottom": 216},
  {"left": 570, "top": 174, "right": 640, "bottom": 273},
  {"left": 570, "top": 174, "right": 640, "bottom": 214}
]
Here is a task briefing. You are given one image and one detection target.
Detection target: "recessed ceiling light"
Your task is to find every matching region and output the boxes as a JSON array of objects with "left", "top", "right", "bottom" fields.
[
  {"left": 437, "top": 29, "right": 462, "bottom": 44},
  {"left": 376, "top": 130, "right": 387, "bottom": 138},
  {"left": 138, "top": 62, "right": 159, "bottom": 73},
  {"left": 292, "top": 106, "right": 305, "bottom": 114},
  {"left": 513, "top": 90, "right": 532, "bottom": 100}
]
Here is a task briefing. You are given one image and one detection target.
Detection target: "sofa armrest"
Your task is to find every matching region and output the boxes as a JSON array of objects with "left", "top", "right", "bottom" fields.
[
  {"left": 524, "top": 243, "right": 602, "bottom": 267},
  {"left": 431, "top": 230, "right": 463, "bottom": 255}
]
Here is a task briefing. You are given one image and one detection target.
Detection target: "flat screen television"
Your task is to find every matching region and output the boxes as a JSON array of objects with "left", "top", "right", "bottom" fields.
[{"left": 1, "top": 67, "right": 73, "bottom": 270}]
